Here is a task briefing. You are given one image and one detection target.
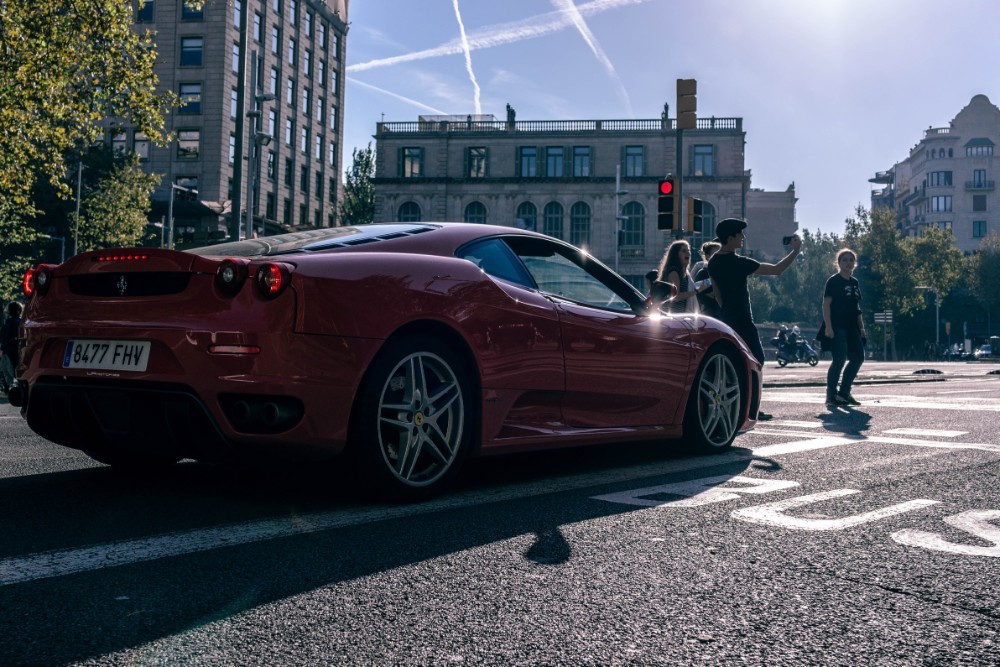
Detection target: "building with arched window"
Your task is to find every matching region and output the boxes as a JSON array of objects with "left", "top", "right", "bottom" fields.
[{"left": 372, "top": 110, "right": 796, "bottom": 288}]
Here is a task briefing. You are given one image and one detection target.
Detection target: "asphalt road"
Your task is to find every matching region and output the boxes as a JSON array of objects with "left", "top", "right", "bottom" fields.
[{"left": 1, "top": 362, "right": 999, "bottom": 666}]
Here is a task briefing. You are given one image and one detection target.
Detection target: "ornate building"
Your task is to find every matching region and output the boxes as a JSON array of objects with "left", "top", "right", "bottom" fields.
[{"left": 372, "top": 108, "right": 796, "bottom": 287}]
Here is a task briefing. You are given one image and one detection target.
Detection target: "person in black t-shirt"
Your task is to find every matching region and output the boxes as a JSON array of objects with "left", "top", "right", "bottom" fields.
[
  {"left": 0, "top": 301, "right": 23, "bottom": 394},
  {"left": 822, "top": 248, "right": 867, "bottom": 407},
  {"left": 708, "top": 218, "right": 802, "bottom": 421}
]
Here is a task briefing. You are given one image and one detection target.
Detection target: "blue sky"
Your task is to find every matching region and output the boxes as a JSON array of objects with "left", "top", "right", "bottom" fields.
[{"left": 344, "top": 0, "right": 1000, "bottom": 236}]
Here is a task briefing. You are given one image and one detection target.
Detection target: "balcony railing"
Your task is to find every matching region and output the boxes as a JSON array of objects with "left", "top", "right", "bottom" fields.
[
  {"left": 965, "top": 180, "right": 995, "bottom": 190},
  {"left": 377, "top": 117, "right": 743, "bottom": 135}
]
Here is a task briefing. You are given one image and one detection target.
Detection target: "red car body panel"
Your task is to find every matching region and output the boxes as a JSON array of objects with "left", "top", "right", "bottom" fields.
[{"left": 15, "top": 223, "right": 761, "bottom": 464}]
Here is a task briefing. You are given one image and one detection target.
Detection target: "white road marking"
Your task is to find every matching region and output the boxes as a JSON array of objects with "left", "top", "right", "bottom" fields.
[
  {"left": 768, "top": 420, "right": 823, "bottom": 429},
  {"left": 591, "top": 476, "right": 800, "bottom": 508},
  {"left": 883, "top": 428, "right": 968, "bottom": 438},
  {"left": 731, "top": 489, "right": 939, "bottom": 531},
  {"left": 936, "top": 389, "right": 998, "bottom": 395},
  {"left": 764, "top": 391, "right": 1000, "bottom": 412},
  {"left": 892, "top": 510, "right": 1000, "bottom": 557}
]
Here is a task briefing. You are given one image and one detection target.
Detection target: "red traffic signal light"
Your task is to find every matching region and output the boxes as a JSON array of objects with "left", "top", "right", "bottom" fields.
[{"left": 657, "top": 177, "right": 675, "bottom": 230}]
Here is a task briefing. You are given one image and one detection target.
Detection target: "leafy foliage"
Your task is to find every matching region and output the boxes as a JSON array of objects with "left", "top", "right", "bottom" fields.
[{"left": 341, "top": 144, "right": 376, "bottom": 225}]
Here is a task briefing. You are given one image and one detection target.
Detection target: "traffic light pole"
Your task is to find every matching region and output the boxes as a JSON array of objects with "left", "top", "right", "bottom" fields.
[{"left": 674, "top": 128, "right": 684, "bottom": 239}]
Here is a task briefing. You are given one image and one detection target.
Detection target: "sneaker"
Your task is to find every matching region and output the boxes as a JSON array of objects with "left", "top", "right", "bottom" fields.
[
  {"left": 756, "top": 410, "right": 773, "bottom": 421},
  {"left": 837, "top": 393, "right": 861, "bottom": 406}
]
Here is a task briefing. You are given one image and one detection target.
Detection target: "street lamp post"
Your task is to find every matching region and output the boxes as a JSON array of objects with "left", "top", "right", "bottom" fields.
[
  {"left": 243, "top": 53, "right": 275, "bottom": 241},
  {"left": 167, "top": 183, "right": 197, "bottom": 250},
  {"left": 917, "top": 285, "right": 941, "bottom": 349}
]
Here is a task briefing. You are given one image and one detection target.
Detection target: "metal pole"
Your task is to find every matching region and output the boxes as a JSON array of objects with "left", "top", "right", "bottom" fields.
[
  {"left": 674, "top": 127, "right": 683, "bottom": 239},
  {"left": 167, "top": 188, "right": 175, "bottom": 250},
  {"left": 935, "top": 296, "right": 940, "bottom": 348},
  {"left": 244, "top": 51, "right": 258, "bottom": 241},
  {"left": 230, "top": 0, "right": 250, "bottom": 241},
  {"left": 614, "top": 165, "right": 620, "bottom": 273},
  {"left": 74, "top": 161, "right": 82, "bottom": 256}
]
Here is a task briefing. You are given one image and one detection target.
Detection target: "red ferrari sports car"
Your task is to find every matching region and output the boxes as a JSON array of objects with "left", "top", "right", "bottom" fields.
[{"left": 13, "top": 223, "right": 762, "bottom": 499}]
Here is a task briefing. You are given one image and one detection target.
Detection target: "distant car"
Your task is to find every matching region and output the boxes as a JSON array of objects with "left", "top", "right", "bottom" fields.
[
  {"left": 975, "top": 344, "right": 993, "bottom": 358},
  {"left": 13, "top": 223, "right": 762, "bottom": 499}
]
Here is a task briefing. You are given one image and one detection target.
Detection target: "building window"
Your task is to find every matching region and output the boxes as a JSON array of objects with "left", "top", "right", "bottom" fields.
[
  {"left": 329, "top": 105, "right": 338, "bottom": 130},
  {"left": 398, "top": 202, "right": 422, "bottom": 222},
  {"left": 233, "top": 0, "right": 241, "bottom": 28},
  {"left": 133, "top": 132, "right": 149, "bottom": 160},
  {"left": 973, "top": 220, "right": 987, "bottom": 237},
  {"left": 329, "top": 177, "right": 337, "bottom": 204},
  {"left": 253, "top": 13, "right": 262, "bottom": 41},
  {"left": 468, "top": 147, "right": 487, "bottom": 178},
  {"left": 464, "top": 201, "right": 487, "bottom": 224},
  {"left": 973, "top": 169, "right": 988, "bottom": 188},
  {"left": 314, "top": 135, "right": 322, "bottom": 161},
  {"left": 272, "top": 0, "right": 281, "bottom": 12},
  {"left": 300, "top": 165, "right": 308, "bottom": 191},
  {"left": 328, "top": 142, "right": 337, "bottom": 167},
  {"left": 271, "top": 26, "right": 280, "bottom": 54},
  {"left": 319, "top": 23, "right": 327, "bottom": 49},
  {"left": 181, "top": 3, "right": 203, "bottom": 20},
  {"left": 333, "top": 33, "right": 340, "bottom": 58},
  {"left": 316, "top": 171, "right": 323, "bottom": 199},
  {"left": 318, "top": 61, "right": 326, "bottom": 87},
  {"left": 570, "top": 202, "right": 591, "bottom": 246},
  {"left": 331, "top": 68, "right": 338, "bottom": 91},
  {"left": 546, "top": 147, "right": 564, "bottom": 177},
  {"left": 288, "top": 38, "right": 296, "bottom": 66},
  {"left": 267, "top": 110, "right": 276, "bottom": 137},
  {"left": 967, "top": 145, "right": 994, "bottom": 157},
  {"left": 929, "top": 171, "right": 952, "bottom": 187},
  {"left": 573, "top": 146, "right": 591, "bottom": 177},
  {"left": 937, "top": 221, "right": 952, "bottom": 231},
  {"left": 302, "top": 88, "right": 310, "bottom": 115},
  {"left": 267, "top": 152, "right": 276, "bottom": 180},
  {"left": 620, "top": 202, "right": 645, "bottom": 253},
  {"left": 283, "top": 198, "right": 292, "bottom": 225},
  {"left": 316, "top": 96, "right": 323, "bottom": 120},
  {"left": 930, "top": 195, "right": 952, "bottom": 212},
  {"left": 284, "top": 118, "right": 293, "bottom": 145},
  {"left": 230, "top": 89, "right": 238, "bottom": 118},
  {"left": 286, "top": 78, "right": 295, "bottom": 105},
  {"left": 624, "top": 145, "right": 644, "bottom": 177},
  {"left": 232, "top": 43, "right": 240, "bottom": 73},
  {"left": 402, "top": 147, "right": 423, "bottom": 177},
  {"left": 299, "top": 204, "right": 307, "bottom": 226},
  {"left": 973, "top": 194, "right": 987, "bottom": 212},
  {"left": 137, "top": 0, "right": 154, "bottom": 23},
  {"left": 180, "top": 37, "right": 203, "bottom": 67},
  {"left": 304, "top": 49, "right": 311, "bottom": 77},
  {"left": 516, "top": 202, "right": 537, "bottom": 231},
  {"left": 518, "top": 147, "right": 538, "bottom": 177},
  {"left": 266, "top": 193, "right": 276, "bottom": 220},
  {"left": 270, "top": 67, "right": 279, "bottom": 95},
  {"left": 284, "top": 158, "right": 293, "bottom": 185},
  {"left": 177, "top": 130, "right": 200, "bottom": 159},
  {"left": 289, "top": 0, "right": 297, "bottom": 23},
  {"left": 304, "top": 11, "right": 312, "bottom": 36},
  {"left": 543, "top": 202, "right": 563, "bottom": 239},
  {"left": 300, "top": 127, "right": 308, "bottom": 153},
  {"left": 111, "top": 129, "right": 127, "bottom": 154},
  {"left": 693, "top": 145, "right": 715, "bottom": 176},
  {"left": 178, "top": 83, "right": 201, "bottom": 114},
  {"left": 228, "top": 134, "right": 235, "bottom": 164}
]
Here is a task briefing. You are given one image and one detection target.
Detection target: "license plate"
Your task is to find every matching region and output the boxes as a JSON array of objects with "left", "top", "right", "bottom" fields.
[{"left": 63, "top": 340, "right": 151, "bottom": 372}]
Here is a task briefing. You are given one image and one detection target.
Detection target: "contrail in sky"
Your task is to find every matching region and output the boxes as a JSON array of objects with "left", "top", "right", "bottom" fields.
[
  {"left": 348, "top": 77, "right": 448, "bottom": 115},
  {"left": 452, "top": 0, "right": 482, "bottom": 116},
  {"left": 550, "top": 0, "right": 633, "bottom": 115},
  {"left": 347, "top": 0, "right": 648, "bottom": 73}
]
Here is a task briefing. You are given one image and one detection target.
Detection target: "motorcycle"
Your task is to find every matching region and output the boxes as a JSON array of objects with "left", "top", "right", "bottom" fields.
[{"left": 771, "top": 336, "right": 819, "bottom": 367}]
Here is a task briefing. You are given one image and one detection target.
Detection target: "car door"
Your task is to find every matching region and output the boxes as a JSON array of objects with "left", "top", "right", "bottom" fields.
[{"left": 505, "top": 236, "right": 693, "bottom": 429}]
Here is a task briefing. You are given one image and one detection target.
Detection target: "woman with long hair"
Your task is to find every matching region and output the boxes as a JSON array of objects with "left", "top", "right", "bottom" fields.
[
  {"left": 656, "top": 239, "right": 704, "bottom": 314},
  {"left": 822, "top": 248, "right": 867, "bottom": 407}
]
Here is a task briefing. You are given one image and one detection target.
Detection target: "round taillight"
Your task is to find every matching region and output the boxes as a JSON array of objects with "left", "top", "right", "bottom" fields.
[
  {"left": 255, "top": 262, "right": 290, "bottom": 298},
  {"left": 23, "top": 265, "right": 53, "bottom": 297},
  {"left": 215, "top": 258, "right": 248, "bottom": 295}
]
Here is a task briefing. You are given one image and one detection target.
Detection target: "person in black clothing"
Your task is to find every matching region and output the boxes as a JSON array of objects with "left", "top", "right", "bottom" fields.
[
  {"left": 822, "top": 248, "right": 867, "bottom": 407},
  {"left": 0, "top": 301, "right": 23, "bottom": 394},
  {"left": 692, "top": 241, "right": 722, "bottom": 318},
  {"left": 708, "top": 218, "right": 802, "bottom": 421}
]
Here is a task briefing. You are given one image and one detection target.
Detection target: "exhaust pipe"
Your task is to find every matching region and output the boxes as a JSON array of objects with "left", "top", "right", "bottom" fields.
[{"left": 7, "top": 381, "right": 26, "bottom": 408}]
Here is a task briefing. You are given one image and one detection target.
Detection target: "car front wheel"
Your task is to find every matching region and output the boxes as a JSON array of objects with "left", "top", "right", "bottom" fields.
[
  {"left": 684, "top": 349, "right": 743, "bottom": 451},
  {"left": 351, "top": 335, "right": 473, "bottom": 501}
]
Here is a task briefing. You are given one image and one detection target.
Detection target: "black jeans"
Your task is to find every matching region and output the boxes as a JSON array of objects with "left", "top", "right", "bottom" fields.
[{"left": 826, "top": 326, "right": 864, "bottom": 397}]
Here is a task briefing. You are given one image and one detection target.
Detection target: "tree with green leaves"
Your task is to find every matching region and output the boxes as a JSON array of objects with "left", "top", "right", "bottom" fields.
[
  {"left": 0, "top": 0, "right": 174, "bottom": 301},
  {"left": 972, "top": 233, "right": 1000, "bottom": 337},
  {"left": 341, "top": 144, "right": 376, "bottom": 225}
]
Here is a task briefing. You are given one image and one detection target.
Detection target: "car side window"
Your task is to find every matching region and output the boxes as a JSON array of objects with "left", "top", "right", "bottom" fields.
[
  {"left": 505, "top": 237, "right": 632, "bottom": 311},
  {"left": 456, "top": 238, "right": 534, "bottom": 288}
]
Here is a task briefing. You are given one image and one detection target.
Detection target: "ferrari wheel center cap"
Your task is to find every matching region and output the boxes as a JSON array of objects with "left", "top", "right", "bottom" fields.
[{"left": 414, "top": 412, "right": 425, "bottom": 426}]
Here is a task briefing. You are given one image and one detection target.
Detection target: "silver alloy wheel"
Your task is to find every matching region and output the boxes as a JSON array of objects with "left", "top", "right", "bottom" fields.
[
  {"left": 376, "top": 350, "right": 465, "bottom": 488},
  {"left": 696, "top": 353, "right": 741, "bottom": 448}
]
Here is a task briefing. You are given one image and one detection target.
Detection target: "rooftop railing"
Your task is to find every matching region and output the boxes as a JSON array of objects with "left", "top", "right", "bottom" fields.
[{"left": 376, "top": 117, "right": 742, "bottom": 135}]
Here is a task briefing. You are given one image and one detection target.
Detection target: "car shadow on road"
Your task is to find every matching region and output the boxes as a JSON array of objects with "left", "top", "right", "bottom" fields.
[{"left": 0, "top": 438, "right": 755, "bottom": 665}]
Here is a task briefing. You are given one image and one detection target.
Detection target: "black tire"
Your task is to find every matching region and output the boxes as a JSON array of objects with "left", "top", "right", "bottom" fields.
[
  {"left": 808, "top": 354, "right": 819, "bottom": 366},
  {"left": 683, "top": 348, "right": 743, "bottom": 452},
  {"left": 776, "top": 357, "right": 787, "bottom": 367},
  {"left": 350, "top": 335, "right": 474, "bottom": 501}
]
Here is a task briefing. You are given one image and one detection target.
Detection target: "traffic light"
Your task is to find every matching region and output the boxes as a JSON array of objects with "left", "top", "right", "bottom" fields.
[
  {"left": 657, "top": 177, "right": 675, "bottom": 230},
  {"left": 676, "top": 78, "right": 697, "bottom": 130},
  {"left": 685, "top": 197, "right": 704, "bottom": 233}
]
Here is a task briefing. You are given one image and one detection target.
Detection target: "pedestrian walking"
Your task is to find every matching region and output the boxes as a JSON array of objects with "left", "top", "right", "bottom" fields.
[
  {"left": 0, "top": 301, "right": 23, "bottom": 394},
  {"left": 708, "top": 218, "right": 802, "bottom": 421},
  {"left": 822, "top": 248, "right": 866, "bottom": 407}
]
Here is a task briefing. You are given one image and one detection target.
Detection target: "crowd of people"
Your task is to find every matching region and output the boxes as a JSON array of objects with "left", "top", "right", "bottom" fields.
[{"left": 648, "top": 217, "right": 865, "bottom": 419}]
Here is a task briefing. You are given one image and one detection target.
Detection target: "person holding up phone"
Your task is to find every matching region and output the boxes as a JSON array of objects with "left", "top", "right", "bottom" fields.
[{"left": 708, "top": 218, "right": 802, "bottom": 420}]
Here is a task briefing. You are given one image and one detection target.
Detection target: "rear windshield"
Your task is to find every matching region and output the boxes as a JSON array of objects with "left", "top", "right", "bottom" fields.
[{"left": 186, "top": 224, "right": 437, "bottom": 257}]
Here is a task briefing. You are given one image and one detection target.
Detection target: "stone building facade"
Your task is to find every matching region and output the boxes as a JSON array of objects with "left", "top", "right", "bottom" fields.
[
  {"left": 870, "top": 94, "right": 1000, "bottom": 253},
  {"left": 123, "top": 0, "right": 348, "bottom": 245},
  {"left": 372, "top": 111, "right": 797, "bottom": 288}
]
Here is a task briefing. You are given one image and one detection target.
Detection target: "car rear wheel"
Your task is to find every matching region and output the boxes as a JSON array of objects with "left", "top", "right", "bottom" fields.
[
  {"left": 352, "top": 335, "right": 473, "bottom": 501},
  {"left": 684, "top": 349, "right": 743, "bottom": 451}
]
